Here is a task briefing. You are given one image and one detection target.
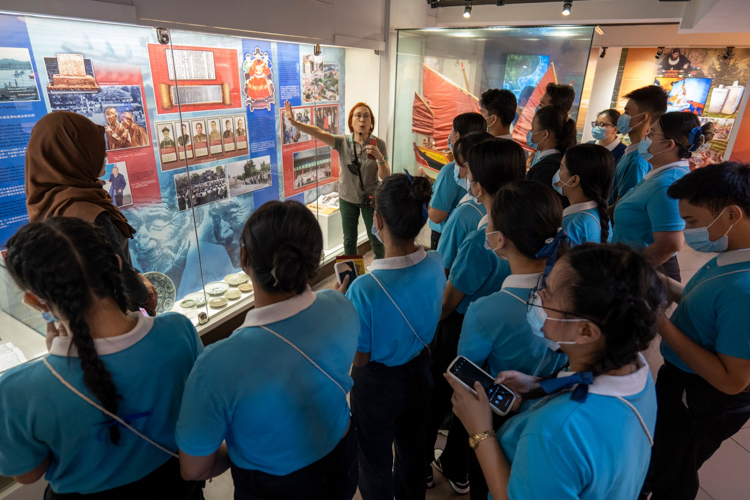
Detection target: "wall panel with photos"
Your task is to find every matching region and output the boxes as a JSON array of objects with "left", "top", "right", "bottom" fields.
[{"left": 0, "top": 12, "right": 380, "bottom": 362}]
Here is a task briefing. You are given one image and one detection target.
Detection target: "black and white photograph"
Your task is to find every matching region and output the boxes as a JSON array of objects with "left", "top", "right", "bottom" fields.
[
  {"left": 175, "top": 165, "right": 228, "bottom": 212},
  {"left": 234, "top": 115, "right": 248, "bottom": 150},
  {"left": 156, "top": 121, "right": 177, "bottom": 164},
  {"left": 0, "top": 47, "right": 40, "bottom": 102},
  {"left": 293, "top": 147, "right": 332, "bottom": 190},
  {"left": 227, "top": 156, "right": 272, "bottom": 197}
]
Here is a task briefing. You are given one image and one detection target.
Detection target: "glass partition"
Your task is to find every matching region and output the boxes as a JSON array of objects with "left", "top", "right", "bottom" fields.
[
  {"left": 392, "top": 26, "right": 594, "bottom": 177},
  {"left": 0, "top": 11, "right": 380, "bottom": 379}
]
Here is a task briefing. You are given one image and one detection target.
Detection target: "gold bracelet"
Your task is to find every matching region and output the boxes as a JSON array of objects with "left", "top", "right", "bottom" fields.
[{"left": 468, "top": 429, "right": 496, "bottom": 449}]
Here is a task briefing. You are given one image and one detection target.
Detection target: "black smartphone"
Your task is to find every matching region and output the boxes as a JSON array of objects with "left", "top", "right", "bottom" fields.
[
  {"left": 334, "top": 260, "right": 358, "bottom": 286},
  {"left": 448, "top": 356, "right": 516, "bottom": 416}
]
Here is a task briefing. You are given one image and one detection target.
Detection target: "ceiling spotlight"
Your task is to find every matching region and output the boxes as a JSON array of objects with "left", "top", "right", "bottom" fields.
[
  {"left": 723, "top": 47, "right": 735, "bottom": 60},
  {"left": 600, "top": 47, "right": 608, "bottom": 59},
  {"left": 655, "top": 47, "right": 665, "bottom": 59},
  {"left": 562, "top": 1, "right": 572, "bottom": 16},
  {"left": 463, "top": 2, "right": 472, "bottom": 18}
]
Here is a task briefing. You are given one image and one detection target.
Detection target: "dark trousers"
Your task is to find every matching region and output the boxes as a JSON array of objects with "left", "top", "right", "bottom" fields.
[
  {"left": 430, "top": 230, "right": 441, "bottom": 251},
  {"left": 113, "top": 193, "right": 123, "bottom": 206},
  {"left": 640, "top": 362, "right": 750, "bottom": 500},
  {"left": 658, "top": 255, "right": 681, "bottom": 282},
  {"left": 231, "top": 422, "right": 357, "bottom": 500},
  {"left": 44, "top": 457, "right": 203, "bottom": 500},
  {"left": 352, "top": 348, "right": 433, "bottom": 500},
  {"left": 424, "top": 311, "right": 466, "bottom": 479},
  {"left": 339, "top": 198, "right": 385, "bottom": 259}
]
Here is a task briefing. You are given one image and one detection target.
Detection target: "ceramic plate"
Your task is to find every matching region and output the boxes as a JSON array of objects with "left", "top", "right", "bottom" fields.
[
  {"left": 205, "top": 281, "right": 230, "bottom": 296},
  {"left": 184, "top": 292, "right": 207, "bottom": 307},
  {"left": 224, "top": 289, "right": 241, "bottom": 300},
  {"left": 179, "top": 299, "right": 196, "bottom": 308},
  {"left": 224, "top": 273, "right": 249, "bottom": 286},
  {"left": 209, "top": 297, "right": 228, "bottom": 308},
  {"left": 143, "top": 271, "right": 177, "bottom": 314},
  {"left": 238, "top": 283, "right": 253, "bottom": 293}
]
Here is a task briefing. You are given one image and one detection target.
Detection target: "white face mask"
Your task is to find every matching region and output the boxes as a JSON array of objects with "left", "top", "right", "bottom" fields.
[{"left": 526, "top": 292, "right": 587, "bottom": 351}]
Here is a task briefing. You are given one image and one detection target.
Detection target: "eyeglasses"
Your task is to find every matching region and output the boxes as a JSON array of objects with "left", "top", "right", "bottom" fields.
[
  {"left": 353, "top": 114, "right": 371, "bottom": 120},
  {"left": 591, "top": 122, "right": 615, "bottom": 128}
]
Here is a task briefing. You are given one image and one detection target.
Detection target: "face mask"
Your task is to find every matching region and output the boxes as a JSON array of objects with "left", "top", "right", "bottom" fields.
[
  {"left": 484, "top": 230, "right": 499, "bottom": 251},
  {"left": 535, "top": 104, "right": 541, "bottom": 114},
  {"left": 617, "top": 112, "right": 644, "bottom": 136},
  {"left": 683, "top": 207, "right": 734, "bottom": 253},
  {"left": 526, "top": 130, "right": 542, "bottom": 151},
  {"left": 526, "top": 292, "right": 584, "bottom": 351},
  {"left": 454, "top": 163, "right": 469, "bottom": 191},
  {"left": 371, "top": 216, "right": 384, "bottom": 244},
  {"left": 42, "top": 311, "right": 57, "bottom": 323},
  {"left": 552, "top": 169, "right": 574, "bottom": 196},
  {"left": 638, "top": 136, "right": 671, "bottom": 162},
  {"left": 591, "top": 126, "right": 609, "bottom": 141}
]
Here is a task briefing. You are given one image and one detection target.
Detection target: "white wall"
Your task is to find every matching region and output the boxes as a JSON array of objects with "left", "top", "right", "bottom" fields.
[{"left": 581, "top": 47, "right": 623, "bottom": 142}]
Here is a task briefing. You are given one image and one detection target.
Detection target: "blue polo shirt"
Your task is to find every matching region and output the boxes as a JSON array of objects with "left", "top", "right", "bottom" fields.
[
  {"left": 437, "top": 196, "right": 486, "bottom": 270},
  {"left": 563, "top": 201, "right": 612, "bottom": 246},
  {"left": 662, "top": 249, "right": 750, "bottom": 373},
  {"left": 497, "top": 356, "right": 656, "bottom": 500},
  {"left": 429, "top": 161, "right": 466, "bottom": 233},
  {"left": 612, "top": 161, "right": 690, "bottom": 251},
  {"left": 609, "top": 145, "right": 651, "bottom": 206},
  {"left": 450, "top": 217, "right": 512, "bottom": 315},
  {"left": 458, "top": 273, "right": 567, "bottom": 378},
  {"left": 0, "top": 313, "right": 202, "bottom": 494},
  {"left": 176, "top": 288, "right": 359, "bottom": 476},
  {"left": 347, "top": 247, "right": 446, "bottom": 366}
]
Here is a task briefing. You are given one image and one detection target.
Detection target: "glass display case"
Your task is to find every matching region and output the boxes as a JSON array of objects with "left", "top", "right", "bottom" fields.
[
  {"left": 391, "top": 26, "right": 594, "bottom": 177},
  {"left": 0, "top": 11, "right": 380, "bottom": 378}
]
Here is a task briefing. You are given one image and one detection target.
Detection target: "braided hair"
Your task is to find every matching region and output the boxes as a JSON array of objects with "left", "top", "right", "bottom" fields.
[
  {"left": 562, "top": 243, "right": 666, "bottom": 376},
  {"left": 563, "top": 144, "right": 615, "bottom": 242},
  {"left": 5, "top": 218, "right": 127, "bottom": 444}
]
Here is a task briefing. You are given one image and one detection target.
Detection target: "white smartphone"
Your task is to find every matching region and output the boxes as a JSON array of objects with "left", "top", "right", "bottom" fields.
[
  {"left": 334, "top": 260, "right": 358, "bottom": 285},
  {"left": 447, "top": 356, "right": 516, "bottom": 416}
]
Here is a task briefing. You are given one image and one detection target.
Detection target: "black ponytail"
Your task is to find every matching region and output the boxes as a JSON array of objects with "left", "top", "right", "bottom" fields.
[
  {"left": 536, "top": 105, "right": 577, "bottom": 153},
  {"left": 375, "top": 173, "right": 432, "bottom": 241},
  {"left": 6, "top": 218, "right": 127, "bottom": 444},
  {"left": 563, "top": 144, "right": 614, "bottom": 242}
]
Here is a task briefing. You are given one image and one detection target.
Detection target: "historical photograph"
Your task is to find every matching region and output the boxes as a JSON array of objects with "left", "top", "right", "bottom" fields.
[
  {"left": 314, "top": 105, "right": 339, "bottom": 135},
  {"left": 221, "top": 117, "right": 236, "bottom": 152},
  {"left": 156, "top": 122, "right": 177, "bottom": 164},
  {"left": 175, "top": 121, "right": 194, "bottom": 160},
  {"left": 101, "top": 161, "right": 132, "bottom": 208},
  {"left": 175, "top": 165, "right": 228, "bottom": 212},
  {"left": 0, "top": 47, "right": 40, "bottom": 101},
  {"left": 281, "top": 106, "right": 312, "bottom": 145},
  {"left": 293, "top": 147, "right": 332, "bottom": 190},
  {"left": 191, "top": 119, "right": 209, "bottom": 157},
  {"left": 227, "top": 156, "right": 272, "bottom": 197},
  {"left": 234, "top": 115, "right": 248, "bottom": 150},
  {"left": 208, "top": 119, "right": 223, "bottom": 154}
]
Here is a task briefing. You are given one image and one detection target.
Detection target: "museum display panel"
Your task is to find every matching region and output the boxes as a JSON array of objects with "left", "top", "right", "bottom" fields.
[
  {"left": 391, "top": 26, "right": 595, "bottom": 176},
  {"left": 0, "top": 11, "right": 380, "bottom": 377}
]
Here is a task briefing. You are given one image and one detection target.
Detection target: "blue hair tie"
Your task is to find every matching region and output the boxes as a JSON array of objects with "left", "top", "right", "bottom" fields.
[
  {"left": 535, "top": 228, "right": 568, "bottom": 282},
  {"left": 404, "top": 169, "right": 429, "bottom": 224},
  {"left": 688, "top": 126, "right": 703, "bottom": 152}
]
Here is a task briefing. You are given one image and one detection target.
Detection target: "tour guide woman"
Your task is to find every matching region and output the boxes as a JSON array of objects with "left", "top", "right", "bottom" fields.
[{"left": 284, "top": 100, "right": 390, "bottom": 259}]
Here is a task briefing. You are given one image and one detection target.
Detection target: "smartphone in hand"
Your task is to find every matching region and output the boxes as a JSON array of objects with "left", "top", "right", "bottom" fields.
[
  {"left": 448, "top": 356, "right": 516, "bottom": 416},
  {"left": 334, "top": 260, "right": 358, "bottom": 286}
]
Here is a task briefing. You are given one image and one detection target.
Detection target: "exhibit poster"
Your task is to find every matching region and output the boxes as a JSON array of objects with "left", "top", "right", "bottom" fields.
[
  {"left": 102, "top": 162, "right": 133, "bottom": 208},
  {"left": 655, "top": 77, "right": 712, "bottom": 115},
  {"left": 243, "top": 47, "right": 275, "bottom": 112}
]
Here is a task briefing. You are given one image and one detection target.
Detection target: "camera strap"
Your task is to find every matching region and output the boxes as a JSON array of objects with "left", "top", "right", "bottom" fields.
[{"left": 369, "top": 272, "right": 428, "bottom": 348}]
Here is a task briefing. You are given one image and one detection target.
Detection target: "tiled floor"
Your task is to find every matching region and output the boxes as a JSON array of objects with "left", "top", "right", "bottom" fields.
[{"left": 204, "top": 246, "right": 750, "bottom": 500}]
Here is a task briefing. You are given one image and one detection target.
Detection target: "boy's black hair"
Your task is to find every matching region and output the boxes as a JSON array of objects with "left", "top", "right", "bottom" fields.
[
  {"left": 667, "top": 161, "right": 750, "bottom": 215},
  {"left": 545, "top": 83, "right": 576, "bottom": 113},
  {"left": 623, "top": 86, "right": 668, "bottom": 121},
  {"left": 479, "top": 89, "right": 518, "bottom": 127}
]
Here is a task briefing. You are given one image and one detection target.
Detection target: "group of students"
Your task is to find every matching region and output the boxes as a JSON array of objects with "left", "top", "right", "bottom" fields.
[{"left": 0, "top": 88, "right": 749, "bottom": 500}]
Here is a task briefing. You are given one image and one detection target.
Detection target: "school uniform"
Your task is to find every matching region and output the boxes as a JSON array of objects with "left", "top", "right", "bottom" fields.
[
  {"left": 0, "top": 313, "right": 203, "bottom": 498},
  {"left": 642, "top": 249, "right": 750, "bottom": 500},
  {"left": 563, "top": 201, "right": 612, "bottom": 246},
  {"left": 608, "top": 144, "right": 651, "bottom": 206},
  {"left": 176, "top": 288, "right": 359, "bottom": 499},
  {"left": 436, "top": 194, "right": 486, "bottom": 270},
  {"left": 587, "top": 138, "right": 627, "bottom": 166},
  {"left": 498, "top": 354, "right": 656, "bottom": 500},
  {"left": 429, "top": 161, "right": 467, "bottom": 249},
  {"left": 526, "top": 149, "right": 568, "bottom": 207},
  {"left": 612, "top": 160, "right": 689, "bottom": 281},
  {"left": 346, "top": 247, "right": 446, "bottom": 500}
]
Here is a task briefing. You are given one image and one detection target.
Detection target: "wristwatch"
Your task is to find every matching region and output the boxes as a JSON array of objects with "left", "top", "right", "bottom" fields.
[{"left": 468, "top": 429, "right": 496, "bottom": 449}]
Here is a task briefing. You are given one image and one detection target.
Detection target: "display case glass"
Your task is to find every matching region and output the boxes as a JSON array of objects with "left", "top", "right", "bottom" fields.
[
  {"left": 0, "top": 11, "right": 380, "bottom": 376},
  {"left": 392, "top": 26, "right": 594, "bottom": 177}
]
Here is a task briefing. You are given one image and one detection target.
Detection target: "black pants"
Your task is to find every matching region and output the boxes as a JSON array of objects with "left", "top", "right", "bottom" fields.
[
  {"left": 658, "top": 255, "right": 681, "bottom": 282},
  {"left": 424, "top": 310, "right": 466, "bottom": 479},
  {"left": 113, "top": 193, "right": 123, "bottom": 206},
  {"left": 640, "top": 362, "right": 750, "bottom": 500},
  {"left": 352, "top": 348, "right": 433, "bottom": 500},
  {"left": 431, "top": 230, "right": 441, "bottom": 251},
  {"left": 44, "top": 457, "right": 203, "bottom": 500},
  {"left": 231, "top": 422, "right": 357, "bottom": 500}
]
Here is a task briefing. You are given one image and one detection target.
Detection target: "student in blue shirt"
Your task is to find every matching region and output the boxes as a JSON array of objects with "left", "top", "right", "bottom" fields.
[
  {"left": 425, "top": 139, "right": 525, "bottom": 493},
  {"left": 449, "top": 242, "right": 666, "bottom": 500},
  {"left": 177, "top": 200, "right": 359, "bottom": 499},
  {"left": 587, "top": 109, "right": 627, "bottom": 165},
  {"left": 526, "top": 105, "right": 576, "bottom": 207},
  {"left": 613, "top": 112, "right": 712, "bottom": 281},
  {"left": 437, "top": 131, "right": 493, "bottom": 270},
  {"left": 345, "top": 173, "right": 446, "bottom": 500},
  {"left": 640, "top": 162, "right": 750, "bottom": 500},
  {"left": 0, "top": 218, "right": 203, "bottom": 499},
  {"left": 553, "top": 144, "right": 614, "bottom": 245},
  {"left": 448, "top": 180, "right": 569, "bottom": 500},
  {"left": 428, "top": 112, "right": 487, "bottom": 249},
  {"left": 608, "top": 86, "right": 668, "bottom": 207}
]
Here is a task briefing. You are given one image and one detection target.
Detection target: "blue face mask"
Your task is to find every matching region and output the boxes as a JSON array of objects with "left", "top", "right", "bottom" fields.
[
  {"left": 638, "top": 136, "right": 654, "bottom": 161},
  {"left": 683, "top": 207, "right": 733, "bottom": 253},
  {"left": 591, "top": 126, "right": 609, "bottom": 141},
  {"left": 526, "top": 292, "right": 583, "bottom": 351},
  {"left": 454, "top": 163, "right": 469, "bottom": 191},
  {"left": 551, "top": 169, "right": 574, "bottom": 196},
  {"left": 371, "top": 217, "right": 384, "bottom": 244},
  {"left": 617, "top": 112, "right": 644, "bottom": 136},
  {"left": 526, "top": 130, "right": 542, "bottom": 151},
  {"left": 42, "top": 311, "right": 56, "bottom": 323}
]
